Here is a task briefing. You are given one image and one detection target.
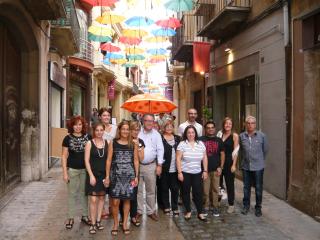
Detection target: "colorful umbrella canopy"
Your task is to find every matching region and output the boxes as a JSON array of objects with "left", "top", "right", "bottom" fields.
[
  {"left": 147, "top": 48, "right": 167, "bottom": 55},
  {"left": 95, "top": 12, "right": 125, "bottom": 24},
  {"left": 88, "top": 33, "right": 112, "bottom": 42},
  {"left": 81, "top": 0, "right": 118, "bottom": 6},
  {"left": 151, "top": 28, "right": 176, "bottom": 37},
  {"left": 105, "top": 52, "right": 125, "bottom": 59},
  {"left": 164, "top": 0, "right": 194, "bottom": 12},
  {"left": 125, "top": 47, "right": 144, "bottom": 54},
  {"left": 127, "top": 54, "right": 146, "bottom": 60},
  {"left": 88, "top": 24, "right": 114, "bottom": 38},
  {"left": 122, "top": 29, "right": 148, "bottom": 38},
  {"left": 156, "top": 17, "right": 182, "bottom": 29},
  {"left": 125, "top": 16, "right": 155, "bottom": 27},
  {"left": 121, "top": 93, "right": 177, "bottom": 114},
  {"left": 119, "top": 36, "right": 142, "bottom": 45},
  {"left": 144, "top": 36, "right": 169, "bottom": 43},
  {"left": 100, "top": 42, "right": 121, "bottom": 52}
]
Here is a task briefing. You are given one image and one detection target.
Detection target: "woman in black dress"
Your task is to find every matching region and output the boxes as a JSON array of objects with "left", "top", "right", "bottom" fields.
[
  {"left": 104, "top": 120, "right": 139, "bottom": 236},
  {"left": 84, "top": 122, "right": 108, "bottom": 234}
]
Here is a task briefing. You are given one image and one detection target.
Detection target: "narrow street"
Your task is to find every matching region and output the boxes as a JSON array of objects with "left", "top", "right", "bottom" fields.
[{"left": 0, "top": 163, "right": 318, "bottom": 240}]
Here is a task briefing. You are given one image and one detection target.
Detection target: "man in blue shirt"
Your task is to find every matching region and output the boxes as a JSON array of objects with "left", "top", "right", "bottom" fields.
[{"left": 239, "top": 116, "right": 268, "bottom": 217}]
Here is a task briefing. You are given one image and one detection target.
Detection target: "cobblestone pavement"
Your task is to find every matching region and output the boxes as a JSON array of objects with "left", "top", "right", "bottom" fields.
[{"left": 0, "top": 164, "right": 319, "bottom": 240}]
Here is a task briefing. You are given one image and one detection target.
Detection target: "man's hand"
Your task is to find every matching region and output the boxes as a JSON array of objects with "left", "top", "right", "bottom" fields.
[{"left": 156, "top": 165, "right": 162, "bottom": 176}]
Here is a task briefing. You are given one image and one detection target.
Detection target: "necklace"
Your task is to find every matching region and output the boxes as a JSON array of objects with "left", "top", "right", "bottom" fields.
[{"left": 94, "top": 139, "right": 105, "bottom": 158}]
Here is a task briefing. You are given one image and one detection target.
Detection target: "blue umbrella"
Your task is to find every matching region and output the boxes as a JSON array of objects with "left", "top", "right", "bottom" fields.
[
  {"left": 151, "top": 28, "right": 176, "bottom": 37},
  {"left": 147, "top": 48, "right": 167, "bottom": 55},
  {"left": 127, "top": 54, "right": 146, "bottom": 60},
  {"left": 105, "top": 52, "right": 124, "bottom": 59},
  {"left": 125, "top": 16, "right": 154, "bottom": 27},
  {"left": 103, "top": 58, "right": 111, "bottom": 65},
  {"left": 164, "top": 0, "right": 194, "bottom": 12}
]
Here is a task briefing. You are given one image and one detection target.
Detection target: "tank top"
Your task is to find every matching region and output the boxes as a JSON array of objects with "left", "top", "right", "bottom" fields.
[
  {"left": 223, "top": 134, "right": 234, "bottom": 162},
  {"left": 90, "top": 140, "right": 108, "bottom": 174}
]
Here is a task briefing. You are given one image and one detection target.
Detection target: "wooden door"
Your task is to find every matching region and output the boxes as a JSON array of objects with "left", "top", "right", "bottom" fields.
[{"left": 0, "top": 21, "right": 21, "bottom": 195}]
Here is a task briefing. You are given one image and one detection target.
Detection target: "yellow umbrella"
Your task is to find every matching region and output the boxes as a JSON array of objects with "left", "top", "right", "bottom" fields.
[
  {"left": 95, "top": 12, "right": 125, "bottom": 24},
  {"left": 150, "top": 55, "right": 167, "bottom": 60},
  {"left": 144, "top": 36, "right": 169, "bottom": 43},
  {"left": 110, "top": 58, "right": 127, "bottom": 64},
  {"left": 125, "top": 47, "right": 144, "bottom": 54},
  {"left": 88, "top": 24, "right": 114, "bottom": 36},
  {"left": 122, "top": 29, "right": 148, "bottom": 38}
]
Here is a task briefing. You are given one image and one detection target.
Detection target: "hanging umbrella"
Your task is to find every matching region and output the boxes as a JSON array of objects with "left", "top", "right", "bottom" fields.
[
  {"left": 103, "top": 58, "right": 111, "bottom": 65},
  {"left": 122, "top": 29, "right": 149, "bottom": 38},
  {"left": 121, "top": 93, "right": 177, "bottom": 114},
  {"left": 147, "top": 48, "right": 167, "bottom": 55},
  {"left": 88, "top": 33, "right": 112, "bottom": 42},
  {"left": 122, "top": 62, "right": 137, "bottom": 67},
  {"left": 127, "top": 54, "right": 146, "bottom": 61},
  {"left": 100, "top": 42, "right": 121, "bottom": 52},
  {"left": 144, "top": 36, "right": 169, "bottom": 43},
  {"left": 125, "top": 47, "right": 144, "bottom": 55},
  {"left": 110, "top": 58, "right": 127, "bottom": 64},
  {"left": 125, "top": 16, "right": 155, "bottom": 27},
  {"left": 149, "top": 55, "right": 167, "bottom": 63},
  {"left": 88, "top": 24, "right": 114, "bottom": 42},
  {"left": 95, "top": 12, "right": 125, "bottom": 24},
  {"left": 156, "top": 17, "right": 182, "bottom": 29},
  {"left": 81, "top": 0, "right": 118, "bottom": 6},
  {"left": 105, "top": 52, "right": 125, "bottom": 59},
  {"left": 151, "top": 28, "right": 176, "bottom": 37},
  {"left": 164, "top": 0, "right": 193, "bottom": 12},
  {"left": 119, "top": 36, "right": 142, "bottom": 45}
]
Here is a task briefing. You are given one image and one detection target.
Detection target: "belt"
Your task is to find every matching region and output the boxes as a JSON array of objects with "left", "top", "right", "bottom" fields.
[{"left": 140, "top": 160, "right": 156, "bottom": 166}]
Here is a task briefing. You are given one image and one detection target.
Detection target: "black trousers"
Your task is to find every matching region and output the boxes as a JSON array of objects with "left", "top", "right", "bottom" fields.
[
  {"left": 222, "top": 159, "right": 235, "bottom": 206},
  {"left": 160, "top": 172, "right": 179, "bottom": 211},
  {"left": 181, "top": 172, "right": 203, "bottom": 214},
  {"left": 119, "top": 186, "right": 138, "bottom": 219},
  {"left": 156, "top": 176, "right": 164, "bottom": 209}
]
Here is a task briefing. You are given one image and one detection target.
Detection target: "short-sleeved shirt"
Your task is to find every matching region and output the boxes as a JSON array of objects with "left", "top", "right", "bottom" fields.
[
  {"left": 200, "top": 136, "right": 224, "bottom": 172},
  {"left": 178, "top": 121, "right": 203, "bottom": 137},
  {"left": 103, "top": 124, "right": 117, "bottom": 142},
  {"left": 62, "top": 134, "right": 91, "bottom": 169},
  {"left": 177, "top": 140, "right": 206, "bottom": 174}
]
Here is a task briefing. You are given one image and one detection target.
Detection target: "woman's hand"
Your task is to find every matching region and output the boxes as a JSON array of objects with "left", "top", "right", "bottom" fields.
[
  {"left": 63, "top": 172, "right": 69, "bottom": 183},
  {"left": 202, "top": 171, "right": 208, "bottom": 180},
  {"left": 231, "top": 165, "right": 236, "bottom": 173},
  {"left": 103, "top": 177, "right": 110, "bottom": 187},
  {"left": 90, "top": 175, "right": 96, "bottom": 186},
  {"left": 216, "top": 167, "right": 222, "bottom": 176},
  {"left": 132, "top": 139, "right": 139, "bottom": 146},
  {"left": 133, "top": 177, "right": 139, "bottom": 187},
  {"left": 178, "top": 172, "right": 184, "bottom": 182}
]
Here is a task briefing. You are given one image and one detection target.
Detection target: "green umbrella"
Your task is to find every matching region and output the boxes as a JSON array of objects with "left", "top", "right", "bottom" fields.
[
  {"left": 164, "top": 0, "right": 194, "bottom": 12},
  {"left": 127, "top": 54, "right": 145, "bottom": 61}
]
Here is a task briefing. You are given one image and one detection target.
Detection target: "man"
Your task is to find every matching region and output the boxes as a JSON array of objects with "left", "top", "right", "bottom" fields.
[
  {"left": 90, "top": 107, "right": 99, "bottom": 126},
  {"left": 137, "top": 114, "right": 164, "bottom": 221},
  {"left": 200, "top": 121, "right": 225, "bottom": 217},
  {"left": 178, "top": 108, "right": 203, "bottom": 137},
  {"left": 240, "top": 116, "right": 268, "bottom": 217}
]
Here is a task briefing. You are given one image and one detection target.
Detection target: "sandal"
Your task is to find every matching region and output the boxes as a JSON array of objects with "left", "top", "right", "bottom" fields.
[
  {"left": 131, "top": 217, "right": 141, "bottom": 227},
  {"left": 89, "top": 224, "right": 97, "bottom": 234},
  {"left": 173, "top": 210, "right": 180, "bottom": 217},
  {"left": 96, "top": 221, "right": 104, "bottom": 230},
  {"left": 184, "top": 213, "right": 191, "bottom": 221},
  {"left": 65, "top": 218, "right": 74, "bottom": 229},
  {"left": 111, "top": 229, "right": 118, "bottom": 236},
  {"left": 81, "top": 216, "right": 91, "bottom": 226},
  {"left": 163, "top": 209, "right": 171, "bottom": 216},
  {"left": 123, "top": 228, "right": 130, "bottom": 235}
]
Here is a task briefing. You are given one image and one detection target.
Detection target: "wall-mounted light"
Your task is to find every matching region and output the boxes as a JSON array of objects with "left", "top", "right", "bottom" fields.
[
  {"left": 225, "top": 42, "right": 232, "bottom": 52},
  {"left": 225, "top": 47, "right": 231, "bottom": 52},
  {"left": 200, "top": 71, "right": 205, "bottom": 75}
]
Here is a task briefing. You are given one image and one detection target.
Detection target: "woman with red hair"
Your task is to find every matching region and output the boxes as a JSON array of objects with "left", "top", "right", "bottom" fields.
[{"left": 61, "top": 116, "right": 91, "bottom": 229}]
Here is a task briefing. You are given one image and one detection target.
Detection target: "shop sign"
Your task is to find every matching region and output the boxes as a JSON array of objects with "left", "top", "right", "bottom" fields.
[{"left": 108, "top": 78, "right": 115, "bottom": 100}]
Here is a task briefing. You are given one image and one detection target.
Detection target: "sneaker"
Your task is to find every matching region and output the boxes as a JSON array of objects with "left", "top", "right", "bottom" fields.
[
  {"left": 203, "top": 208, "right": 209, "bottom": 217},
  {"left": 255, "top": 208, "right": 262, "bottom": 217},
  {"left": 241, "top": 207, "right": 249, "bottom": 215},
  {"left": 227, "top": 205, "right": 235, "bottom": 214},
  {"left": 212, "top": 208, "right": 220, "bottom": 217}
]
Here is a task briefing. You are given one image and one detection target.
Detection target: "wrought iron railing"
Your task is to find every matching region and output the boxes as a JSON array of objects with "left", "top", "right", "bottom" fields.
[
  {"left": 51, "top": 0, "right": 80, "bottom": 50},
  {"left": 74, "top": 38, "right": 94, "bottom": 63}
]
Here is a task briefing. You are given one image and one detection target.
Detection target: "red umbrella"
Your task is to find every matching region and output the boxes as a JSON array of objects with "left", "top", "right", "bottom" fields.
[
  {"left": 119, "top": 36, "right": 141, "bottom": 45},
  {"left": 156, "top": 17, "right": 182, "bottom": 29},
  {"left": 100, "top": 43, "right": 121, "bottom": 52},
  {"left": 81, "top": 0, "right": 118, "bottom": 6}
]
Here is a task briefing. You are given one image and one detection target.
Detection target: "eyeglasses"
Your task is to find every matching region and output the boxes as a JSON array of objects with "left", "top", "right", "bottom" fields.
[
  {"left": 246, "top": 122, "right": 256, "bottom": 125},
  {"left": 144, "top": 120, "right": 154, "bottom": 123}
]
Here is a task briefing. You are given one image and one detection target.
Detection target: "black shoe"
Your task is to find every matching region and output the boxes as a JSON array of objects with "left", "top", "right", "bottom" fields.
[
  {"left": 212, "top": 208, "right": 220, "bottom": 217},
  {"left": 241, "top": 207, "right": 249, "bottom": 215},
  {"left": 255, "top": 208, "right": 262, "bottom": 217}
]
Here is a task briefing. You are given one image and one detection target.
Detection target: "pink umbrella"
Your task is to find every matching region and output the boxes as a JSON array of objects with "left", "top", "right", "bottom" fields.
[
  {"left": 81, "top": 0, "right": 118, "bottom": 7},
  {"left": 119, "top": 36, "right": 142, "bottom": 45},
  {"left": 156, "top": 17, "right": 182, "bottom": 29},
  {"left": 100, "top": 43, "right": 121, "bottom": 52}
]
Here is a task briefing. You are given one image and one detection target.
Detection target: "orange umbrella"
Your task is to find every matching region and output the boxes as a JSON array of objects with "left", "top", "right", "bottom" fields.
[{"left": 121, "top": 93, "right": 177, "bottom": 114}]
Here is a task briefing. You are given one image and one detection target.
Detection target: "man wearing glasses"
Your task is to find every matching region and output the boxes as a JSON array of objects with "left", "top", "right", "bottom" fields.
[
  {"left": 178, "top": 108, "right": 203, "bottom": 137},
  {"left": 137, "top": 114, "right": 164, "bottom": 221},
  {"left": 240, "top": 116, "right": 268, "bottom": 217}
]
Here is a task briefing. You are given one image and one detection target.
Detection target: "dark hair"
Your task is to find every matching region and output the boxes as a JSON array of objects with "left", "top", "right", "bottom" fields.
[
  {"left": 222, "top": 117, "right": 233, "bottom": 133},
  {"left": 205, "top": 121, "right": 216, "bottom": 128},
  {"left": 182, "top": 125, "right": 199, "bottom": 142},
  {"left": 67, "top": 116, "right": 87, "bottom": 134},
  {"left": 98, "top": 107, "right": 111, "bottom": 117},
  {"left": 92, "top": 122, "right": 105, "bottom": 138},
  {"left": 116, "top": 120, "right": 133, "bottom": 148}
]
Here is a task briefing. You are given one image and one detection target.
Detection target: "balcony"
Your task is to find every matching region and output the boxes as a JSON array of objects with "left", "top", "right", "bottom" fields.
[
  {"left": 194, "top": 0, "right": 215, "bottom": 16},
  {"left": 23, "top": 0, "right": 66, "bottom": 20},
  {"left": 69, "top": 38, "right": 94, "bottom": 73},
  {"left": 50, "top": 0, "right": 80, "bottom": 56},
  {"left": 197, "top": 0, "right": 251, "bottom": 40},
  {"left": 172, "top": 14, "right": 204, "bottom": 62}
]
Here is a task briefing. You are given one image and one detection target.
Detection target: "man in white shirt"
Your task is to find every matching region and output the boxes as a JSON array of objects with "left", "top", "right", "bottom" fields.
[
  {"left": 178, "top": 108, "right": 203, "bottom": 137},
  {"left": 137, "top": 114, "right": 164, "bottom": 221}
]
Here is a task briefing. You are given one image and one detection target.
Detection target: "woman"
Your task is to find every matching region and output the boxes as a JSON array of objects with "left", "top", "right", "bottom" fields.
[
  {"left": 62, "top": 116, "right": 91, "bottom": 229},
  {"left": 176, "top": 125, "right": 208, "bottom": 221},
  {"left": 98, "top": 107, "right": 116, "bottom": 219},
  {"left": 220, "top": 117, "right": 239, "bottom": 214},
  {"left": 104, "top": 121, "right": 139, "bottom": 236},
  {"left": 161, "top": 120, "right": 181, "bottom": 216},
  {"left": 84, "top": 122, "right": 108, "bottom": 234},
  {"left": 119, "top": 120, "right": 145, "bottom": 227}
]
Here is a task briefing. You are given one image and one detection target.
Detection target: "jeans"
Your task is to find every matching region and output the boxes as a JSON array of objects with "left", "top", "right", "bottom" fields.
[
  {"left": 160, "top": 172, "right": 179, "bottom": 211},
  {"left": 242, "top": 169, "right": 264, "bottom": 210},
  {"left": 181, "top": 172, "right": 203, "bottom": 214}
]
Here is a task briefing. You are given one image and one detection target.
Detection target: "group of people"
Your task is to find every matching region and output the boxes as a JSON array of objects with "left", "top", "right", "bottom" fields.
[{"left": 62, "top": 107, "right": 268, "bottom": 236}]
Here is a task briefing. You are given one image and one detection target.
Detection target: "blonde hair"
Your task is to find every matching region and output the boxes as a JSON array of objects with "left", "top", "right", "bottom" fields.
[
  {"left": 162, "top": 120, "right": 175, "bottom": 134},
  {"left": 222, "top": 117, "right": 233, "bottom": 133},
  {"left": 115, "top": 120, "right": 133, "bottom": 148},
  {"left": 130, "top": 120, "right": 141, "bottom": 131}
]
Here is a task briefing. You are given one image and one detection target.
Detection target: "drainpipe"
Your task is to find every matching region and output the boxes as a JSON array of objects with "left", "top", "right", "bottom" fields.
[{"left": 283, "top": 0, "right": 291, "bottom": 200}]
